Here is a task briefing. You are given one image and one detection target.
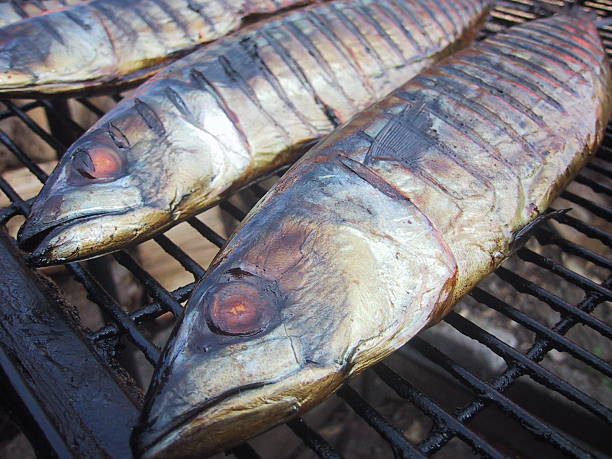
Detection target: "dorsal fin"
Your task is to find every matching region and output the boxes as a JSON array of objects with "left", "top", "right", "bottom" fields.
[{"left": 364, "top": 102, "right": 434, "bottom": 167}]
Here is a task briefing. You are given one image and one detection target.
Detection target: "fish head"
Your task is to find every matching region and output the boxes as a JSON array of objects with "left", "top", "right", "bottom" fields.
[
  {"left": 17, "top": 100, "right": 205, "bottom": 264},
  {"left": 133, "top": 158, "right": 456, "bottom": 458},
  {"left": 132, "top": 186, "right": 365, "bottom": 458}
]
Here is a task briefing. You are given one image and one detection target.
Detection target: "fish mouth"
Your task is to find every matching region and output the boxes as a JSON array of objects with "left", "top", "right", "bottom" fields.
[
  {"left": 18, "top": 210, "right": 125, "bottom": 265},
  {"left": 135, "top": 359, "right": 340, "bottom": 459},
  {"left": 135, "top": 381, "right": 272, "bottom": 458}
]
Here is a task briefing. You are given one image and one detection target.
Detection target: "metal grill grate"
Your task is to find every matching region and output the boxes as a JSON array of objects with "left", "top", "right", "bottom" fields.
[{"left": 0, "top": 1, "right": 610, "bottom": 458}]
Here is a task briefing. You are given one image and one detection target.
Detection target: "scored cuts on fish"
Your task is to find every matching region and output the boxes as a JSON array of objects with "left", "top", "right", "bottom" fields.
[
  {"left": 133, "top": 10, "right": 612, "bottom": 458},
  {"left": 18, "top": 0, "right": 491, "bottom": 264},
  {"left": 0, "top": 0, "right": 89, "bottom": 27},
  {"left": 0, "top": 0, "right": 314, "bottom": 96}
]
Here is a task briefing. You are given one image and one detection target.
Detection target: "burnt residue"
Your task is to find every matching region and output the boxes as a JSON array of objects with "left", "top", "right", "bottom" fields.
[{"left": 0, "top": 230, "right": 140, "bottom": 457}]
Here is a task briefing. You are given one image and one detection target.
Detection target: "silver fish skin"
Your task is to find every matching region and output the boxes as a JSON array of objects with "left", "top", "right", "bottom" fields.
[
  {"left": 18, "top": 0, "right": 490, "bottom": 264},
  {"left": 0, "top": 0, "right": 313, "bottom": 96},
  {"left": 0, "top": 0, "right": 89, "bottom": 27},
  {"left": 134, "top": 11, "right": 612, "bottom": 458}
]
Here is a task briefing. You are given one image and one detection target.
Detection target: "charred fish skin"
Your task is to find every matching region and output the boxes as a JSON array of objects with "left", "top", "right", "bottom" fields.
[
  {"left": 0, "top": 0, "right": 89, "bottom": 27},
  {"left": 134, "top": 11, "right": 612, "bottom": 458},
  {"left": 18, "top": 0, "right": 491, "bottom": 265},
  {"left": 0, "top": 0, "right": 313, "bottom": 97}
]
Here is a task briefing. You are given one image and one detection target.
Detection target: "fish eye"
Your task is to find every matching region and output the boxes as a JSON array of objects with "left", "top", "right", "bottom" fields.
[
  {"left": 206, "top": 281, "right": 277, "bottom": 337},
  {"left": 72, "top": 145, "right": 124, "bottom": 182}
]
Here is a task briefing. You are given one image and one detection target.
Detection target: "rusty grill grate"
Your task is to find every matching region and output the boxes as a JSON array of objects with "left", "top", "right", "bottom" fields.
[{"left": 0, "top": 1, "right": 610, "bottom": 458}]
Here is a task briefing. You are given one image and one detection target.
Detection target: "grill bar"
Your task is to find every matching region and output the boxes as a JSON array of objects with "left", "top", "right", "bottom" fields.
[
  {"left": 374, "top": 363, "right": 504, "bottom": 459},
  {"left": 153, "top": 234, "right": 206, "bottom": 279},
  {"left": 495, "top": 265, "right": 612, "bottom": 335},
  {"left": 473, "top": 287, "right": 611, "bottom": 376},
  {"left": 551, "top": 210, "right": 612, "bottom": 247},
  {"left": 337, "top": 385, "right": 426, "bottom": 459},
  {"left": 40, "top": 99, "right": 86, "bottom": 136},
  {"left": 411, "top": 338, "right": 592, "bottom": 458},
  {"left": 418, "top": 272, "right": 611, "bottom": 455},
  {"left": 533, "top": 226, "right": 612, "bottom": 270},
  {"left": 188, "top": 217, "right": 226, "bottom": 247},
  {"left": 67, "top": 263, "right": 162, "bottom": 364},
  {"left": 287, "top": 418, "right": 342, "bottom": 459},
  {"left": 443, "top": 312, "right": 612, "bottom": 424},
  {"left": 0, "top": 176, "right": 26, "bottom": 213},
  {"left": 560, "top": 190, "right": 612, "bottom": 221},
  {"left": 0, "top": 130, "right": 47, "bottom": 183},
  {"left": 0, "top": 160, "right": 165, "bottom": 365},
  {"left": 595, "top": 151, "right": 612, "bottom": 164},
  {"left": 112, "top": 252, "right": 184, "bottom": 317},
  {"left": 587, "top": 161, "right": 612, "bottom": 175},
  {"left": 517, "top": 247, "right": 612, "bottom": 299},
  {"left": 90, "top": 283, "right": 196, "bottom": 342},
  {"left": 575, "top": 173, "right": 612, "bottom": 195},
  {"left": 0, "top": 230, "right": 140, "bottom": 458},
  {"left": 76, "top": 98, "right": 106, "bottom": 117},
  {"left": 3, "top": 100, "right": 67, "bottom": 152},
  {"left": 220, "top": 201, "right": 248, "bottom": 221}
]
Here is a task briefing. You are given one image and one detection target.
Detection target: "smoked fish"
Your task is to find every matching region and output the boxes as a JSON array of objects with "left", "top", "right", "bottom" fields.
[
  {"left": 0, "top": 0, "right": 313, "bottom": 97},
  {"left": 0, "top": 0, "right": 89, "bottom": 27},
  {"left": 133, "top": 11, "right": 612, "bottom": 458},
  {"left": 18, "top": 0, "right": 491, "bottom": 264}
]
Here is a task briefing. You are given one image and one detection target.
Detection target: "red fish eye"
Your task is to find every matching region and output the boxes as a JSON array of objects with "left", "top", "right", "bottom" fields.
[
  {"left": 206, "top": 282, "right": 277, "bottom": 336},
  {"left": 75, "top": 147, "right": 123, "bottom": 180}
]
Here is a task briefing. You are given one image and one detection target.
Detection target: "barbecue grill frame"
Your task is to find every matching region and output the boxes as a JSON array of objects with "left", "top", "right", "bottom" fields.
[{"left": 0, "top": 1, "right": 610, "bottom": 458}]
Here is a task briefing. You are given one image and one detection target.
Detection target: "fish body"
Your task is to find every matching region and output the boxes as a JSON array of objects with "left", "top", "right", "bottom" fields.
[
  {"left": 0, "top": 0, "right": 312, "bottom": 96},
  {"left": 134, "top": 11, "right": 612, "bottom": 458},
  {"left": 18, "top": 0, "right": 490, "bottom": 264},
  {"left": 0, "top": 0, "right": 89, "bottom": 27}
]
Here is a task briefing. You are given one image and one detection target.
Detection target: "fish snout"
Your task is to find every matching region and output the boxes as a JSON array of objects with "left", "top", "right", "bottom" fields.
[
  {"left": 17, "top": 169, "right": 150, "bottom": 264},
  {"left": 18, "top": 195, "right": 66, "bottom": 254},
  {"left": 17, "top": 209, "right": 112, "bottom": 265}
]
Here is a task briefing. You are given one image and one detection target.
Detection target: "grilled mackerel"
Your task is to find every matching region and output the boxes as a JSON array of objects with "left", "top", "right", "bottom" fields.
[
  {"left": 18, "top": 0, "right": 490, "bottom": 264},
  {"left": 0, "top": 0, "right": 88, "bottom": 27},
  {"left": 0, "top": 0, "right": 313, "bottom": 96},
  {"left": 134, "top": 11, "right": 612, "bottom": 458}
]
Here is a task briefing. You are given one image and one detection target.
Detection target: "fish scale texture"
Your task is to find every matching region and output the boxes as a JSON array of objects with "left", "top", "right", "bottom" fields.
[{"left": 0, "top": 0, "right": 89, "bottom": 27}]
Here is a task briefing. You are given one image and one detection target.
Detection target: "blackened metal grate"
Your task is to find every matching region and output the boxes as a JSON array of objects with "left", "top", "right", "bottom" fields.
[{"left": 0, "top": 1, "right": 610, "bottom": 458}]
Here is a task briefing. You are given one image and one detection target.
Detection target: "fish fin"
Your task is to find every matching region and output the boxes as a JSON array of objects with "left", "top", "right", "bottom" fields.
[
  {"left": 510, "top": 208, "right": 570, "bottom": 253},
  {"left": 364, "top": 102, "right": 434, "bottom": 167}
]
